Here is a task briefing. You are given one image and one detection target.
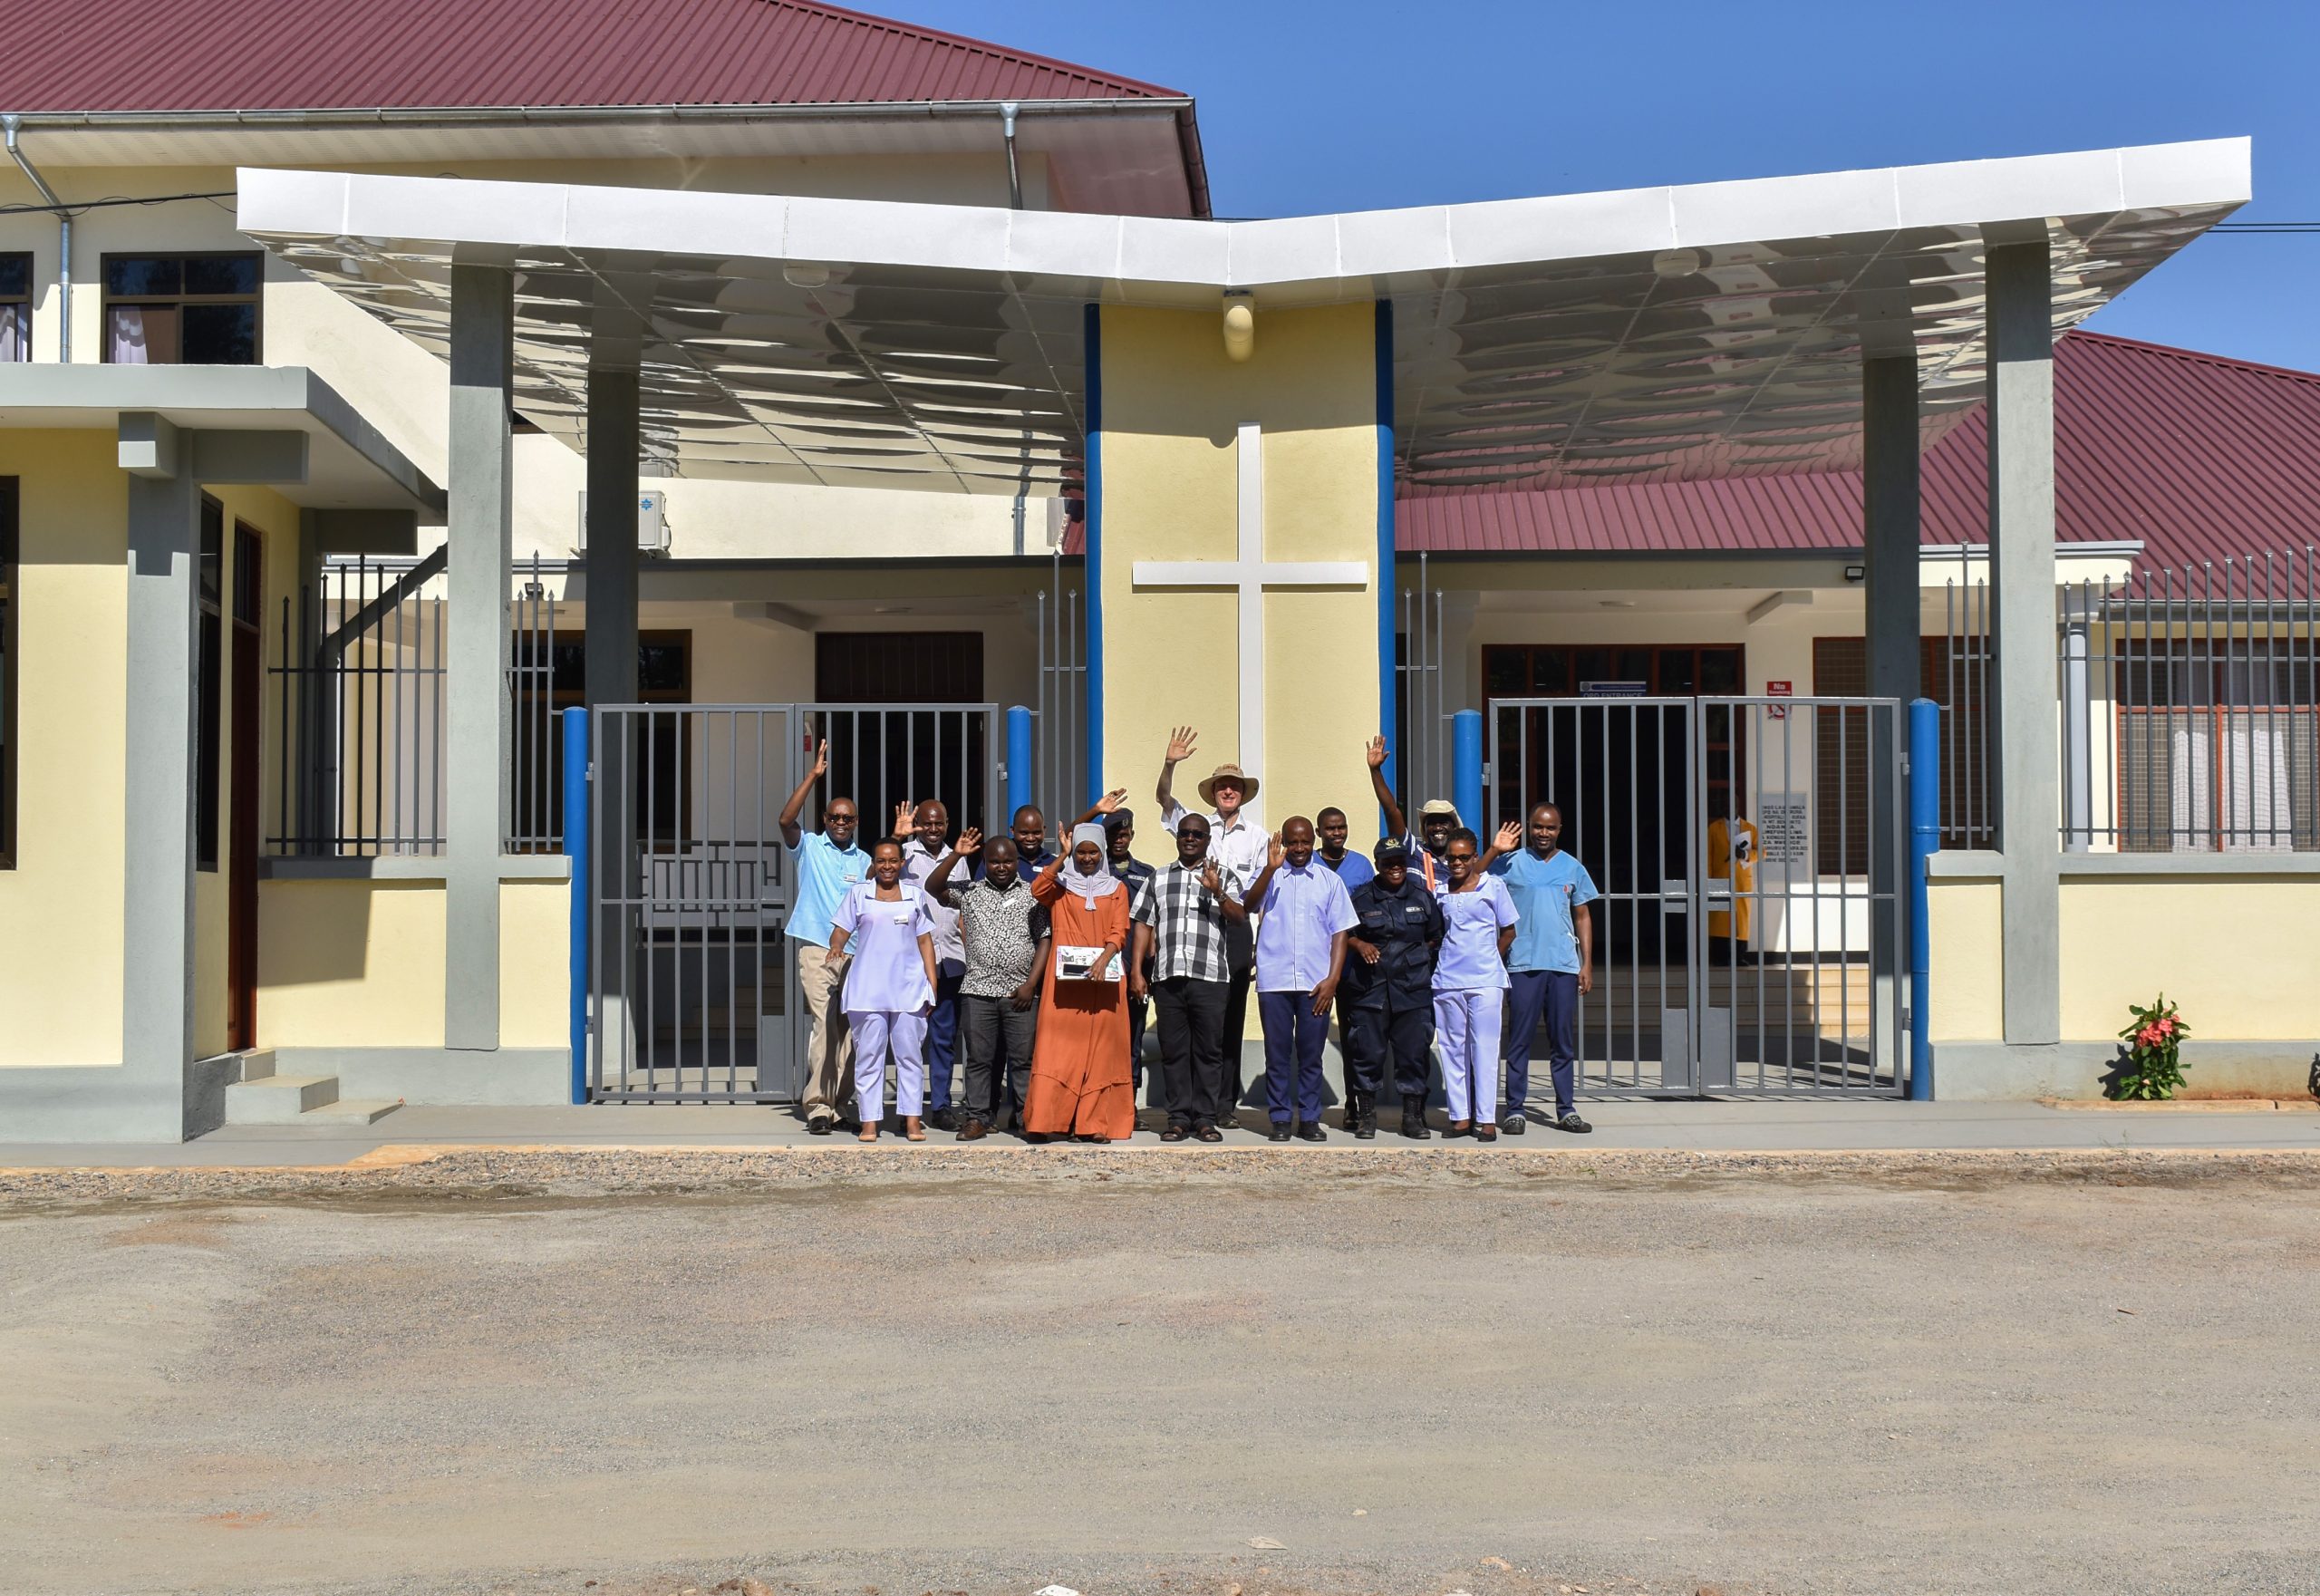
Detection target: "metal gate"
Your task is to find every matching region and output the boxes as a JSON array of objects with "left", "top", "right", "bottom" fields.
[
  {"left": 587, "top": 701, "right": 1000, "bottom": 1102},
  {"left": 1487, "top": 695, "right": 1907, "bottom": 1097}
]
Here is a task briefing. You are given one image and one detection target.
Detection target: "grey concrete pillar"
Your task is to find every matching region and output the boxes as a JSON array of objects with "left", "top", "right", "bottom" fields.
[
  {"left": 1861, "top": 353, "right": 1920, "bottom": 1082},
  {"left": 584, "top": 363, "right": 642, "bottom": 1079},
  {"left": 1986, "top": 239, "right": 2063, "bottom": 1045},
  {"left": 121, "top": 428, "right": 201, "bottom": 1121},
  {"left": 444, "top": 265, "right": 515, "bottom": 1050}
]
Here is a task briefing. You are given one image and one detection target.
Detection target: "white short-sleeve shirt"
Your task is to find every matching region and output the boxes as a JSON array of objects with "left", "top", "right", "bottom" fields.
[{"left": 830, "top": 883, "right": 935, "bottom": 1012}]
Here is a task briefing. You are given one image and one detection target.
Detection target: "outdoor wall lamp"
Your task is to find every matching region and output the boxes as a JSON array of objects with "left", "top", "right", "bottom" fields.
[{"left": 1222, "top": 289, "right": 1255, "bottom": 362}]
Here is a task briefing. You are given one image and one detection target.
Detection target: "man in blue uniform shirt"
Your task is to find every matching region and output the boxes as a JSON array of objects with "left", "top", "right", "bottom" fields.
[{"left": 1490, "top": 802, "right": 1596, "bottom": 1135}]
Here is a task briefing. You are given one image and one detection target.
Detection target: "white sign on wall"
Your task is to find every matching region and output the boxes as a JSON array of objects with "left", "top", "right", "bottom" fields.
[{"left": 1757, "top": 794, "right": 1812, "bottom": 867}]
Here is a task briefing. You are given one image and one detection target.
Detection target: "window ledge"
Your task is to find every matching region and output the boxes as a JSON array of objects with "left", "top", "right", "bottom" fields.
[{"left": 261, "top": 855, "right": 570, "bottom": 883}]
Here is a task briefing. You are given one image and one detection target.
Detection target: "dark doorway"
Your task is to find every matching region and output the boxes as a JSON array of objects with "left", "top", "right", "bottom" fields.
[
  {"left": 227, "top": 522, "right": 262, "bottom": 1050},
  {"left": 814, "top": 630, "right": 984, "bottom": 703},
  {"left": 509, "top": 630, "right": 691, "bottom": 849}
]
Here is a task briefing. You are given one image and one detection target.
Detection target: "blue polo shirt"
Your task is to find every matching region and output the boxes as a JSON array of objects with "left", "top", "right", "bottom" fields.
[
  {"left": 1489, "top": 847, "right": 1599, "bottom": 973},
  {"left": 786, "top": 831, "right": 868, "bottom": 949},
  {"left": 1318, "top": 849, "right": 1375, "bottom": 890}
]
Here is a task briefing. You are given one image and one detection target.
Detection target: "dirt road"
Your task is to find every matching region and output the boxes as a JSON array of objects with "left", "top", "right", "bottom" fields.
[{"left": 5, "top": 1151, "right": 2316, "bottom": 1595}]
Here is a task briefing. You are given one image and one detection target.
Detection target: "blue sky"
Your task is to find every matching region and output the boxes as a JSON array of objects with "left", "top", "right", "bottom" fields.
[{"left": 899, "top": 0, "right": 2316, "bottom": 371}]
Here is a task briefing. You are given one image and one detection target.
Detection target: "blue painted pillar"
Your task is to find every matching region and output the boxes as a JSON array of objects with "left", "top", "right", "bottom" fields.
[
  {"left": 1006, "top": 704, "right": 1033, "bottom": 828},
  {"left": 563, "top": 707, "right": 591, "bottom": 1106},
  {"left": 1908, "top": 697, "right": 1940, "bottom": 1101},
  {"left": 1451, "top": 709, "right": 1484, "bottom": 833}
]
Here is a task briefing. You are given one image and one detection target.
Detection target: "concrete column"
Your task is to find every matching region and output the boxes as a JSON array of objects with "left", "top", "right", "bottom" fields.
[
  {"left": 584, "top": 363, "right": 642, "bottom": 1071},
  {"left": 1986, "top": 239, "right": 2062, "bottom": 1044},
  {"left": 120, "top": 431, "right": 201, "bottom": 1122},
  {"left": 1861, "top": 353, "right": 1919, "bottom": 1081},
  {"left": 444, "top": 265, "right": 515, "bottom": 1050}
]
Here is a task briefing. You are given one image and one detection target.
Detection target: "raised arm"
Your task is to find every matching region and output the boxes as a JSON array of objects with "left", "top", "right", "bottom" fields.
[
  {"left": 1481, "top": 820, "right": 1520, "bottom": 873},
  {"left": 1155, "top": 726, "right": 1197, "bottom": 812},
  {"left": 926, "top": 827, "right": 981, "bottom": 898},
  {"left": 1240, "top": 833, "right": 1286, "bottom": 914},
  {"left": 1367, "top": 735, "right": 1406, "bottom": 842},
  {"left": 778, "top": 739, "right": 830, "bottom": 849},
  {"left": 1203, "top": 856, "right": 1249, "bottom": 923},
  {"left": 1070, "top": 788, "right": 1129, "bottom": 828}
]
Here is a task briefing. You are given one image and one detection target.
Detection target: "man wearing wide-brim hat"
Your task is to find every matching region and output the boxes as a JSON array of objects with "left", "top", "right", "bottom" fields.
[{"left": 1155, "top": 728, "right": 1271, "bottom": 1125}]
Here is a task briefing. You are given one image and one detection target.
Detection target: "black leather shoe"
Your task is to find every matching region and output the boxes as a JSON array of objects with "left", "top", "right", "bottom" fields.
[
  {"left": 929, "top": 1108, "right": 960, "bottom": 1132},
  {"left": 1194, "top": 1123, "right": 1223, "bottom": 1143},
  {"left": 1267, "top": 1122, "right": 1293, "bottom": 1143},
  {"left": 1474, "top": 1123, "right": 1498, "bottom": 1143},
  {"left": 1160, "top": 1125, "right": 1190, "bottom": 1142},
  {"left": 807, "top": 1116, "right": 835, "bottom": 1136},
  {"left": 1400, "top": 1107, "right": 1432, "bottom": 1140},
  {"left": 1499, "top": 1112, "right": 1527, "bottom": 1136},
  {"left": 1557, "top": 1110, "right": 1594, "bottom": 1135},
  {"left": 1295, "top": 1121, "right": 1326, "bottom": 1143}
]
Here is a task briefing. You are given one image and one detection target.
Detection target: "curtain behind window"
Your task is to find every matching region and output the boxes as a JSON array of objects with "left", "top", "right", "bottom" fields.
[{"left": 107, "top": 306, "right": 149, "bottom": 363}]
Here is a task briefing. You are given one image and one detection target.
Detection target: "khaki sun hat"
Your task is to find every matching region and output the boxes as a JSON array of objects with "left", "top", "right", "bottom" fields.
[{"left": 1197, "top": 762, "right": 1260, "bottom": 807}]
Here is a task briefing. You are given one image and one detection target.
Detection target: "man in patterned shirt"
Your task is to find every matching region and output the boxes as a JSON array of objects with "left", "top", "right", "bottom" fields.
[
  {"left": 1134, "top": 813, "right": 1248, "bottom": 1142},
  {"left": 928, "top": 830, "right": 1050, "bottom": 1141}
]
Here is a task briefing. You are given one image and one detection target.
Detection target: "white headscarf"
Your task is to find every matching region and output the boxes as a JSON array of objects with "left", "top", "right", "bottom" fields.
[{"left": 1058, "top": 822, "right": 1121, "bottom": 910}]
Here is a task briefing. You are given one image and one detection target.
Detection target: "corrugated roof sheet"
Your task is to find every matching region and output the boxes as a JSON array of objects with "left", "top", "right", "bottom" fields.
[
  {"left": 1394, "top": 333, "right": 2320, "bottom": 574},
  {"left": 0, "top": 0, "right": 1184, "bottom": 111}
]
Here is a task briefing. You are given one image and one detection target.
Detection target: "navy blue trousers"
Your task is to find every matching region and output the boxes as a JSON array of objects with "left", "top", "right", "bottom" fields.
[
  {"left": 1503, "top": 968, "right": 1580, "bottom": 1117},
  {"left": 1258, "top": 989, "right": 1330, "bottom": 1125},
  {"left": 923, "top": 959, "right": 965, "bottom": 1111}
]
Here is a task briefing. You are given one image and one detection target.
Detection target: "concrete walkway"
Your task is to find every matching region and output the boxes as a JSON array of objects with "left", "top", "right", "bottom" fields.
[{"left": 4, "top": 1096, "right": 2317, "bottom": 1167}]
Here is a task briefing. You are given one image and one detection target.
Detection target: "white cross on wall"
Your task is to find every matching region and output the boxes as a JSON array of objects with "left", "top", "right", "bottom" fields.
[{"left": 1130, "top": 421, "right": 1368, "bottom": 822}]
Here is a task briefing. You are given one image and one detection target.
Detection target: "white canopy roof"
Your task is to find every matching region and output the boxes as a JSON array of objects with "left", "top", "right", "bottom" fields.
[{"left": 237, "top": 138, "right": 2248, "bottom": 497}]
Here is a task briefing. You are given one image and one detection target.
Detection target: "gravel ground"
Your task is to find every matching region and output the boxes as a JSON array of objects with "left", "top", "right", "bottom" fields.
[{"left": 5, "top": 1150, "right": 2318, "bottom": 1596}]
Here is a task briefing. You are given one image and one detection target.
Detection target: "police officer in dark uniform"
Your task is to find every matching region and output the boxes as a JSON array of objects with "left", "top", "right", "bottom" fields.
[{"left": 1342, "top": 838, "right": 1445, "bottom": 1139}]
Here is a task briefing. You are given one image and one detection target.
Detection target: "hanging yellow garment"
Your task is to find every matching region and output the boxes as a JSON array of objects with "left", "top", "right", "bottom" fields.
[{"left": 1707, "top": 815, "right": 1758, "bottom": 942}]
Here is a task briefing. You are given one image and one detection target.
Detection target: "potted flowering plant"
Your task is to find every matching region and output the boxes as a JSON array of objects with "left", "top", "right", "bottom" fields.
[{"left": 2110, "top": 995, "right": 2190, "bottom": 1100}]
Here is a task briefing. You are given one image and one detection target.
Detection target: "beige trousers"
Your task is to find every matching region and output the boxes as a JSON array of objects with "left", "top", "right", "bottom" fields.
[{"left": 796, "top": 941, "right": 856, "bottom": 1122}]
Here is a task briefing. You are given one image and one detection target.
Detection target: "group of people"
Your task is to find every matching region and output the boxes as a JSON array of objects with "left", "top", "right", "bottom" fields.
[{"left": 778, "top": 729, "right": 1599, "bottom": 1145}]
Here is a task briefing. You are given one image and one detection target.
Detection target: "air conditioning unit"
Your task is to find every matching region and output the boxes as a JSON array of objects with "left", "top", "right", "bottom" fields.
[{"left": 576, "top": 489, "right": 672, "bottom": 556}]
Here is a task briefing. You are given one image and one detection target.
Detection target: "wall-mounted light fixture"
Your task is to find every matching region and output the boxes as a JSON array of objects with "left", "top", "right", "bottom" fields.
[
  {"left": 1843, "top": 564, "right": 1867, "bottom": 583},
  {"left": 1222, "top": 289, "right": 1255, "bottom": 363}
]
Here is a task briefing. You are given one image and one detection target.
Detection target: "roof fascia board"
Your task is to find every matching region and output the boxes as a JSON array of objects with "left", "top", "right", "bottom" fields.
[
  {"left": 11, "top": 99, "right": 1192, "bottom": 131},
  {"left": 239, "top": 137, "right": 2249, "bottom": 300}
]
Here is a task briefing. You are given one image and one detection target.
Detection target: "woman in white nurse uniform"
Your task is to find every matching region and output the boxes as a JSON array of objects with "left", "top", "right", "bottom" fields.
[
  {"left": 826, "top": 839, "right": 940, "bottom": 1142},
  {"left": 1431, "top": 826, "right": 1521, "bottom": 1141}
]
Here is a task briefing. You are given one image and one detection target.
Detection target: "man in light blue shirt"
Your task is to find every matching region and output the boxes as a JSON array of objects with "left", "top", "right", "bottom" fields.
[
  {"left": 1242, "top": 816, "right": 1359, "bottom": 1142},
  {"left": 1490, "top": 802, "right": 1596, "bottom": 1136},
  {"left": 779, "top": 739, "right": 868, "bottom": 1134}
]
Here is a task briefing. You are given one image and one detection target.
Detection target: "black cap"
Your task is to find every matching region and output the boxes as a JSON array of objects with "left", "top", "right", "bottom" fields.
[
  {"left": 1373, "top": 838, "right": 1410, "bottom": 866},
  {"left": 1102, "top": 808, "right": 1136, "bottom": 835}
]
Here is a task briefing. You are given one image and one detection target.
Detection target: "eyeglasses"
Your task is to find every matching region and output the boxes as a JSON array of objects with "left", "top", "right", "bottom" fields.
[{"left": 1445, "top": 849, "right": 1477, "bottom": 862}]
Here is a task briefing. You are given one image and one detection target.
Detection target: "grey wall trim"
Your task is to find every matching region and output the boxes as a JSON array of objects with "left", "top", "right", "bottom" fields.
[
  {"left": 1986, "top": 240, "right": 2062, "bottom": 1045},
  {"left": 260, "top": 853, "right": 572, "bottom": 883},
  {"left": 443, "top": 266, "right": 516, "bottom": 1052},
  {"left": 187, "top": 428, "right": 308, "bottom": 485},
  {"left": 121, "top": 463, "right": 201, "bottom": 1119},
  {"left": 2054, "top": 853, "right": 2320, "bottom": 878},
  {"left": 303, "top": 508, "right": 419, "bottom": 556},
  {"left": 1926, "top": 849, "right": 2006, "bottom": 880},
  {"left": 0, "top": 363, "right": 444, "bottom": 517},
  {"left": 0, "top": 1069, "right": 198, "bottom": 1142},
  {"left": 1934, "top": 1040, "right": 2320, "bottom": 1102},
  {"left": 275, "top": 1047, "right": 570, "bottom": 1106}
]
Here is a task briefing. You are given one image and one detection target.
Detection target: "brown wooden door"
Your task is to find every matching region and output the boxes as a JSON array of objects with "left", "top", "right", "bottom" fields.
[{"left": 227, "top": 523, "right": 262, "bottom": 1050}]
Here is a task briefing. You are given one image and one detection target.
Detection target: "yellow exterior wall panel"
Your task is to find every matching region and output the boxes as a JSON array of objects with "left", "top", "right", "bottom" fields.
[
  {"left": 256, "top": 879, "right": 448, "bottom": 1049},
  {"left": 0, "top": 433, "right": 127, "bottom": 1068},
  {"left": 1928, "top": 878, "right": 2004, "bottom": 1042},
  {"left": 499, "top": 880, "right": 573, "bottom": 1049},
  {"left": 2058, "top": 876, "right": 2320, "bottom": 1042}
]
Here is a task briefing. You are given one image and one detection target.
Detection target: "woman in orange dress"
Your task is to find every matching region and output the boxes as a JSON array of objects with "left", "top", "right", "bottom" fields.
[{"left": 1023, "top": 825, "right": 1136, "bottom": 1141}]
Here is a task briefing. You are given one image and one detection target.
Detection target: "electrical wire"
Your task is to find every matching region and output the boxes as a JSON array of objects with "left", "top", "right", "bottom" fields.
[{"left": 0, "top": 189, "right": 235, "bottom": 218}]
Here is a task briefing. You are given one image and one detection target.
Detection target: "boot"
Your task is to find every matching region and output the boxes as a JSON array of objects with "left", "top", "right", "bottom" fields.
[
  {"left": 1400, "top": 1101, "right": 1432, "bottom": 1140},
  {"left": 1348, "top": 1090, "right": 1377, "bottom": 1140}
]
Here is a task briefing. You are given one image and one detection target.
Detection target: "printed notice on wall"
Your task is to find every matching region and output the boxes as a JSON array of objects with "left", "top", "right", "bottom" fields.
[{"left": 1757, "top": 795, "right": 1811, "bottom": 867}]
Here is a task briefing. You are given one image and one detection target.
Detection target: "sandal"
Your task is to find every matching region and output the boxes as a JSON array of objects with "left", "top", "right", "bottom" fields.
[
  {"left": 856, "top": 1124, "right": 879, "bottom": 1144},
  {"left": 904, "top": 1117, "right": 926, "bottom": 1142}
]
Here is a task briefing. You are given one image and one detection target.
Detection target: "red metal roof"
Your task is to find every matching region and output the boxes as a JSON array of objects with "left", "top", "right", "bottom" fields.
[
  {"left": 1395, "top": 333, "right": 2320, "bottom": 574},
  {"left": 0, "top": 0, "right": 1185, "bottom": 111}
]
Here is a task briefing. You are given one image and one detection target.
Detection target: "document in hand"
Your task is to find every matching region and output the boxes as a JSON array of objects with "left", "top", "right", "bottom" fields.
[{"left": 1055, "top": 944, "right": 1124, "bottom": 982}]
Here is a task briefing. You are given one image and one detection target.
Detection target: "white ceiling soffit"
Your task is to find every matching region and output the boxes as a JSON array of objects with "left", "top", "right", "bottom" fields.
[{"left": 237, "top": 138, "right": 2248, "bottom": 497}]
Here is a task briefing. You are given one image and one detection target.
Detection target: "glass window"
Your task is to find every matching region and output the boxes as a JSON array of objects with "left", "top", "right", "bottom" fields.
[
  {"left": 0, "top": 254, "right": 27, "bottom": 363},
  {"left": 103, "top": 253, "right": 263, "bottom": 366}
]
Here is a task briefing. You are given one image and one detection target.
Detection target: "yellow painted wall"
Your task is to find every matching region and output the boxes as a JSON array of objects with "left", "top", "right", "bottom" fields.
[
  {"left": 1097, "top": 302, "right": 1381, "bottom": 852},
  {"left": 1927, "top": 877, "right": 2004, "bottom": 1041},
  {"left": 0, "top": 433, "right": 126, "bottom": 1067},
  {"left": 2059, "top": 875, "right": 2320, "bottom": 1041},
  {"left": 256, "top": 878, "right": 448, "bottom": 1048},
  {"left": 499, "top": 880, "right": 572, "bottom": 1049}
]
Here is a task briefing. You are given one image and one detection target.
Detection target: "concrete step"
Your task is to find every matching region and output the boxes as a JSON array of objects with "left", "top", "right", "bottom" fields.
[
  {"left": 296, "top": 1098, "right": 404, "bottom": 1126},
  {"left": 234, "top": 1049, "right": 278, "bottom": 1082},
  {"left": 224, "top": 1073, "right": 341, "bottom": 1125}
]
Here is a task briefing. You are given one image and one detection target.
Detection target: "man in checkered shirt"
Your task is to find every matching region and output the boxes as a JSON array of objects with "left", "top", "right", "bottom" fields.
[{"left": 1133, "top": 812, "right": 1248, "bottom": 1142}]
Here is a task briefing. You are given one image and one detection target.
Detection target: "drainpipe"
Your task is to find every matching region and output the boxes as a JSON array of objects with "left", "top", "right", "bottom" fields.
[
  {"left": 2, "top": 116, "right": 69, "bottom": 362},
  {"left": 1000, "top": 101, "right": 1023, "bottom": 209}
]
